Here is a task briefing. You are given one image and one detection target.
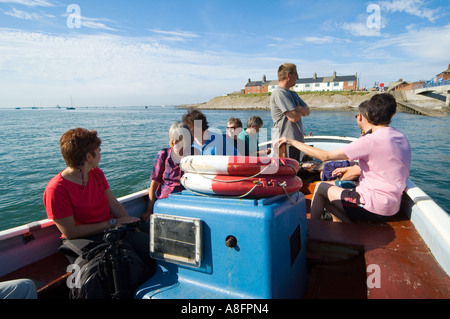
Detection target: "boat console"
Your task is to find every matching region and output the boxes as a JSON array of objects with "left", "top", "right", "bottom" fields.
[{"left": 135, "top": 191, "right": 308, "bottom": 299}]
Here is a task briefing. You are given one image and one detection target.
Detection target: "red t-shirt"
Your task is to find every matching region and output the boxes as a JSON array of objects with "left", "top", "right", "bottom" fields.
[{"left": 43, "top": 167, "right": 111, "bottom": 224}]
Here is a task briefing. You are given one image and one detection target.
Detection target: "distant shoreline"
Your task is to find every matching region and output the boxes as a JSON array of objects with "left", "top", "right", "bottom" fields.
[
  {"left": 177, "top": 91, "right": 448, "bottom": 116},
  {"left": 178, "top": 92, "right": 376, "bottom": 111}
]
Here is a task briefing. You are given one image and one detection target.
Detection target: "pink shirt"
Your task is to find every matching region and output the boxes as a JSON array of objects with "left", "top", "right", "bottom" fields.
[
  {"left": 43, "top": 167, "right": 111, "bottom": 224},
  {"left": 341, "top": 127, "right": 411, "bottom": 216}
]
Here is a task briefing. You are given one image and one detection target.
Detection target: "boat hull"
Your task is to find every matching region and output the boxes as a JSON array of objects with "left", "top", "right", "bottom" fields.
[{"left": 1, "top": 137, "right": 448, "bottom": 299}]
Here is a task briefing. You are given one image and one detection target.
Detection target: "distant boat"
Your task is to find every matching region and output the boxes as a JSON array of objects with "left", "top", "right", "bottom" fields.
[{"left": 66, "top": 96, "right": 76, "bottom": 110}]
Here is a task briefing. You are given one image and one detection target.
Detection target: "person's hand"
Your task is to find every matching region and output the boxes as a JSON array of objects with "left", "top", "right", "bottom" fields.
[
  {"left": 116, "top": 216, "right": 140, "bottom": 226},
  {"left": 274, "top": 137, "right": 289, "bottom": 148},
  {"left": 141, "top": 210, "right": 152, "bottom": 222},
  {"left": 273, "top": 137, "right": 290, "bottom": 158},
  {"left": 331, "top": 167, "right": 348, "bottom": 178}
]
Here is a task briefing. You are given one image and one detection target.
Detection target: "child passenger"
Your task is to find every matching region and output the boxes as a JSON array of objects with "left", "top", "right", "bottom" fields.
[
  {"left": 225, "top": 117, "right": 243, "bottom": 152},
  {"left": 142, "top": 122, "right": 191, "bottom": 221},
  {"left": 238, "top": 116, "right": 271, "bottom": 156}
]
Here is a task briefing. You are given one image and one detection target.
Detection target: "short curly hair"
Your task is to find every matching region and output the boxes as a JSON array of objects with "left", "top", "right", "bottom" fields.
[
  {"left": 60, "top": 128, "right": 102, "bottom": 168},
  {"left": 182, "top": 109, "right": 209, "bottom": 132}
]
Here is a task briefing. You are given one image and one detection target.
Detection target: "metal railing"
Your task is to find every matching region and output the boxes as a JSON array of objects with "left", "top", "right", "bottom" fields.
[{"left": 414, "top": 79, "right": 450, "bottom": 90}]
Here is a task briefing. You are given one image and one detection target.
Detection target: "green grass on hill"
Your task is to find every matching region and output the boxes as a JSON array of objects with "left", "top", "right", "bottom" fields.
[{"left": 228, "top": 91, "right": 371, "bottom": 98}]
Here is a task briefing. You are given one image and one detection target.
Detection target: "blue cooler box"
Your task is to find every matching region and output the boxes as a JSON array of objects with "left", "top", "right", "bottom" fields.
[{"left": 135, "top": 191, "right": 307, "bottom": 299}]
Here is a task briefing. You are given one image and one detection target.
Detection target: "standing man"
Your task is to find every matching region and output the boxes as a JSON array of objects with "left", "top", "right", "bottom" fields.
[{"left": 270, "top": 63, "right": 310, "bottom": 161}]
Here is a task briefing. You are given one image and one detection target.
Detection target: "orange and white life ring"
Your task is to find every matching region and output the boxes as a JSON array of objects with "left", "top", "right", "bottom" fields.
[
  {"left": 180, "top": 156, "right": 299, "bottom": 176},
  {"left": 181, "top": 173, "right": 303, "bottom": 198}
]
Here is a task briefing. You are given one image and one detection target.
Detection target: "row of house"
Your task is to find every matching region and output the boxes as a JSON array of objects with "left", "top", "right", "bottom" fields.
[
  {"left": 244, "top": 71, "right": 358, "bottom": 94},
  {"left": 389, "top": 63, "right": 450, "bottom": 91}
]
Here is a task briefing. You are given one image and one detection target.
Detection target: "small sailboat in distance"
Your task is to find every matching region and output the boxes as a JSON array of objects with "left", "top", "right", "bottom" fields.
[{"left": 66, "top": 96, "right": 76, "bottom": 110}]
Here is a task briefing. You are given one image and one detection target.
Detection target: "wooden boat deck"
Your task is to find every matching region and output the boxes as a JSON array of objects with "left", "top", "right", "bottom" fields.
[
  {"left": 303, "top": 182, "right": 450, "bottom": 299},
  {"left": 0, "top": 252, "right": 70, "bottom": 298}
]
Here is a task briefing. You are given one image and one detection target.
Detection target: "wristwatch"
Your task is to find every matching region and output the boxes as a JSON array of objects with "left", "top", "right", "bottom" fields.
[{"left": 109, "top": 218, "right": 117, "bottom": 228}]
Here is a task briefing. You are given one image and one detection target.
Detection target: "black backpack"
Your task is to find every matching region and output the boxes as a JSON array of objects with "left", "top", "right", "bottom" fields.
[{"left": 64, "top": 225, "right": 149, "bottom": 299}]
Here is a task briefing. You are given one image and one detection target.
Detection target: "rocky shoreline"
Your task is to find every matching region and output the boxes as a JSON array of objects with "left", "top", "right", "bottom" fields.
[
  {"left": 178, "top": 91, "right": 448, "bottom": 116},
  {"left": 178, "top": 92, "right": 378, "bottom": 111}
]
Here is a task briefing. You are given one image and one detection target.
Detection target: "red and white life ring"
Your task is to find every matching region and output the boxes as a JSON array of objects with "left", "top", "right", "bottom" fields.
[
  {"left": 181, "top": 173, "right": 303, "bottom": 198},
  {"left": 180, "top": 156, "right": 299, "bottom": 176}
]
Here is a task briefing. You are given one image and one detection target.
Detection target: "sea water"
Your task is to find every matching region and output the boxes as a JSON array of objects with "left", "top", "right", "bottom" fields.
[{"left": 0, "top": 106, "right": 448, "bottom": 231}]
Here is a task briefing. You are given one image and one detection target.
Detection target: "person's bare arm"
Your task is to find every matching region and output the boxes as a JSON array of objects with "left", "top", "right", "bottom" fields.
[
  {"left": 53, "top": 216, "right": 110, "bottom": 240},
  {"left": 142, "top": 180, "right": 160, "bottom": 221},
  {"left": 278, "top": 137, "right": 348, "bottom": 162},
  {"left": 332, "top": 165, "right": 361, "bottom": 180},
  {"left": 284, "top": 106, "right": 310, "bottom": 123}
]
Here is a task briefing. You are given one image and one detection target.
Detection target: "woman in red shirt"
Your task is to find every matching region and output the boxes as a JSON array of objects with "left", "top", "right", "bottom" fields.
[
  {"left": 44, "top": 128, "right": 154, "bottom": 278},
  {"left": 44, "top": 128, "right": 139, "bottom": 239}
]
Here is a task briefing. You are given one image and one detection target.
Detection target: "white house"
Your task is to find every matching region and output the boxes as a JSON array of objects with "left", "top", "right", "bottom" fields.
[{"left": 268, "top": 71, "right": 358, "bottom": 93}]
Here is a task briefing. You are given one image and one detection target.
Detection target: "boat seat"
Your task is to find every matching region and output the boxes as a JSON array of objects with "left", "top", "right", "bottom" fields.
[
  {"left": 0, "top": 252, "right": 70, "bottom": 298},
  {"left": 307, "top": 218, "right": 450, "bottom": 299}
]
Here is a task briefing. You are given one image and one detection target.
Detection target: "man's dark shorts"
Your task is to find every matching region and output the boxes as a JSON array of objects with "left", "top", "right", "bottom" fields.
[{"left": 340, "top": 189, "right": 393, "bottom": 223}]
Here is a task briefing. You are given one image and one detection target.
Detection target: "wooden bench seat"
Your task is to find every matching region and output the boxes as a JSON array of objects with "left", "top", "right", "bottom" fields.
[{"left": 307, "top": 218, "right": 450, "bottom": 298}]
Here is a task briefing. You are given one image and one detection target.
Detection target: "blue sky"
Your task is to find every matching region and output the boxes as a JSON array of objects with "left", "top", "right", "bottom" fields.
[{"left": 0, "top": 0, "right": 449, "bottom": 107}]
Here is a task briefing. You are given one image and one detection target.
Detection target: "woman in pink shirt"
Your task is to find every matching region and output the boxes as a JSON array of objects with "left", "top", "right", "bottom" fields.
[{"left": 278, "top": 94, "right": 411, "bottom": 223}]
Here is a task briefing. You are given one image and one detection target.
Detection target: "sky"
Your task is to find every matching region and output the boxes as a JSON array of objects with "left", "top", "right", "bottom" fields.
[{"left": 0, "top": 0, "right": 449, "bottom": 107}]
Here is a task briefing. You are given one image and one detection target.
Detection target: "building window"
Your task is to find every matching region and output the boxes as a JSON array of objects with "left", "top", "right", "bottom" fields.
[
  {"left": 347, "top": 81, "right": 353, "bottom": 86},
  {"left": 315, "top": 83, "right": 320, "bottom": 87},
  {"left": 305, "top": 84, "right": 310, "bottom": 88},
  {"left": 334, "top": 82, "right": 339, "bottom": 86}
]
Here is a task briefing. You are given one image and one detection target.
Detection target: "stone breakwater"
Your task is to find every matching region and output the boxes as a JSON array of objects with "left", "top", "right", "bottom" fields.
[{"left": 178, "top": 92, "right": 380, "bottom": 111}]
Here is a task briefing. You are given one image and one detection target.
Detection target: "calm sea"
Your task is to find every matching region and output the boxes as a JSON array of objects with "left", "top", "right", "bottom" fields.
[{"left": 0, "top": 106, "right": 448, "bottom": 231}]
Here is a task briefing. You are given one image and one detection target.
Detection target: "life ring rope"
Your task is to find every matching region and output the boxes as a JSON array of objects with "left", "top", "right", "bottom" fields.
[
  {"left": 278, "top": 181, "right": 302, "bottom": 205},
  {"left": 181, "top": 176, "right": 301, "bottom": 204},
  {"left": 186, "top": 163, "right": 273, "bottom": 183},
  {"left": 182, "top": 179, "right": 263, "bottom": 199}
]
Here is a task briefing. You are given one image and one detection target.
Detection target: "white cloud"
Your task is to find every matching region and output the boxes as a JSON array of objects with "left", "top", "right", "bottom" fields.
[
  {"left": 0, "top": 0, "right": 55, "bottom": 7},
  {"left": 80, "top": 16, "right": 118, "bottom": 31},
  {"left": 374, "top": 23, "right": 450, "bottom": 60},
  {"left": 341, "top": 22, "right": 383, "bottom": 37},
  {"left": 304, "top": 36, "right": 351, "bottom": 44},
  {"left": 0, "top": 28, "right": 262, "bottom": 106},
  {"left": 148, "top": 29, "right": 200, "bottom": 40},
  {"left": 3, "top": 7, "right": 54, "bottom": 20},
  {"left": 348, "top": 23, "right": 450, "bottom": 86},
  {"left": 379, "top": 0, "right": 439, "bottom": 22}
]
